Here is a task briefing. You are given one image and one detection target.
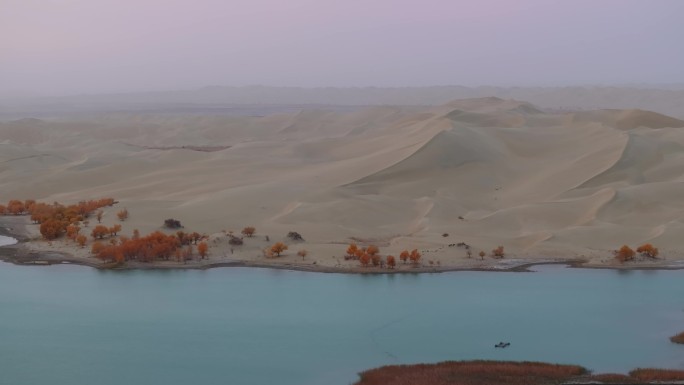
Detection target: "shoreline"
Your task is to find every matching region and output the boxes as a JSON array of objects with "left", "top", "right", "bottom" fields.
[{"left": 3, "top": 218, "right": 684, "bottom": 274}]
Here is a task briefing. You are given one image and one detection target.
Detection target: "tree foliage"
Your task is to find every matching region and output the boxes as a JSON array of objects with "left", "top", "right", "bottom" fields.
[
  {"left": 91, "top": 225, "right": 109, "bottom": 239},
  {"left": 346, "top": 243, "right": 358, "bottom": 259},
  {"left": 197, "top": 242, "right": 208, "bottom": 259},
  {"left": 400, "top": 250, "right": 410, "bottom": 264},
  {"left": 40, "top": 219, "right": 65, "bottom": 240},
  {"left": 636, "top": 243, "right": 659, "bottom": 258},
  {"left": 366, "top": 245, "right": 379, "bottom": 256},
  {"left": 386, "top": 255, "right": 396, "bottom": 269},
  {"left": 76, "top": 234, "right": 87, "bottom": 248},
  {"left": 359, "top": 253, "right": 371, "bottom": 267},
  {"left": 615, "top": 245, "right": 635, "bottom": 263},
  {"left": 241, "top": 227, "right": 256, "bottom": 237},
  {"left": 270, "top": 242, "right": 288, "bottom": 257},
  {"left": 409, "top": 249, "right": 422, "bottom": 265},
  {"left": 297, "top": 249, "right": 308, "bottom": 259},
  {"left": 492, "top": 246, "right": 505, "bottom": 258},
  {"left": 164, "top": 218, "right": 182, "bottom": 229},
  {"left": 117, "top": 208, "right": 129, "bottom": 221}
]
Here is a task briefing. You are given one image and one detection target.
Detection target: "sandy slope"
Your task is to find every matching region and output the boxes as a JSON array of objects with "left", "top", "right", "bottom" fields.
[{"left": 3, "top": 97, "right": 684, "bottom": 270}]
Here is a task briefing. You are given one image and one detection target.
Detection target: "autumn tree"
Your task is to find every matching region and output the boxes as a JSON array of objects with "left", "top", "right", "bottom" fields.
[
  {"left": 371, "top": 254, "right": 381, "bottom": 267},
  {"left": 400, "top": 250, "right": 410, "bottom": 264},
  {"left": 96, "top": 210, "right": 104, "bottom": 223},
  {"left": 270, "top": 242, "right": 288, "bottom": 257},
  {"left": 616, "top": 245, "right": 635, "bottom": 263},
  {"left": 386, "top": 255, "right": 396, "bottom": 269},
  {"left": 346, "top": 243, "right": 358, "bottom": 258},
  {"left": 76, "top": 235, "right": 87, "bottom": 248},
  {"left": 636, "top": 243, "right": 659, "bottom": 259},
  {"left": 117, "top": 208, "right": 129, "bottom": 221},
  {"left": 297, "top": 249, "right": 308, "bottom": 260},
  {"left": 65, "top": 224, "right": 80, "bottom": 241},
  {"left": 492, "top": 246, "right": 505, "bottom": 258},
  {"left": 40, "top": 219, "right": 65, "bottom": 240},
  {"left": 109, "top": 224, "right": 122, "bottom": 237},
  {"left": 91, "top": 241, "right": 106, "bottom": 255},
  {"left": 197, "top": 242, "right": 208, "bottom": 259},
  {"left": 479, "top": 251, "right": 486, "bottom": 260},
  {"left": 91, "top": 225, "right": 109, "bottom": 239},
  {"left": 359, "top": 253, "right": 371, "bottom": 267},
  {"left": 190, "top": 232, "right": 202, "bottom": 244},
  {"left": 241, "top": 226, "right": 256, "bottom": 237},
  {"left": 0, "top": 204, "right": 6, "bottom": 215},
  {"left": 409, "top": 249, "right": 422, "bottom": 265},
  {"left": 96, "top": 245, "right": 124, "bottom": 263},
  {"left": 132, "top": 229, "right": 140, "bottom": 240},
  {"left": 7, "top": 200, "right": 25, "bottom": 215},
  {"left": 366, "top": 245, "right": 379, "bottom": 256}
]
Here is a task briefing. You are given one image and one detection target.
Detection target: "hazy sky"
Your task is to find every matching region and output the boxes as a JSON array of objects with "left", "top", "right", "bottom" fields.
[{"left": 2, "top": 0, "right": 683, "bottom": 96}]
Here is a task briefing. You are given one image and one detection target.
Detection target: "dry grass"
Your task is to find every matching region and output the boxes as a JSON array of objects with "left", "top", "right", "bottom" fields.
[
  {"left": 354, "top": 360, "right": 587, "bottom": 385},
  {"left": 670, "top": 331, "right": 684, "bottom": 344},
  {"left": 354, "top": 361, "right": 684, "bottom": 385},
  {"left": 629, "top": 368, "right": 684, "bottom": 382}
]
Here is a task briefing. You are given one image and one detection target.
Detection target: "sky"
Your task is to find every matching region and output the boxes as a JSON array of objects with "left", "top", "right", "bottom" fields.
[{"left": 1, "top": 0, "right": 683, "bottom": 96}]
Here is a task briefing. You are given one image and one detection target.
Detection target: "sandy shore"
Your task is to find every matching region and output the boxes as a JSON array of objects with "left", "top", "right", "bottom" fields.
[{"left": 3, "top": 216, "right": 683, "bottom": 273}]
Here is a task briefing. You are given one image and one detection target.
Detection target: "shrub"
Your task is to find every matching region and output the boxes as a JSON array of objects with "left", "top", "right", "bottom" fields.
[
  {"left": 492, "top": 246, "right": 505, "bottom": 258},
  {"left": 91, "top": 241, "right": 105, "bottom": 255},
  {"left": 615, "top": 245, "right": 635, "bottom": 262},
  {"left": 636, "top": 243, "right": 659, "bottom": 258},
  {"left": 287, "top": 231, "right": 304, "bottom": 241},
  {"left": 346, "top": 243, "right": 358, "bottom": 259},
  {"left": 629, "top": 368, "right": 684, "bottom": 382},
  {"left": 670, "top": 331, "right": 684, "bottom": 344},
  {"left": 241, "top": 227, "right": 256, "bottom": 237},
  {"left": 117, "top": 208, "right": 129, "bottom": 221},
  {"left": 164, "top": 219, "right": 182, "bottom": 229},
  {"left": 297, "top": 249, "right": 308, "bottom": 259},
  {"left": 355, "top": 360, "right": 588, "bottom": 385},
  {"left": 76, "top": 235, "right": 87, "bottom": 248}
]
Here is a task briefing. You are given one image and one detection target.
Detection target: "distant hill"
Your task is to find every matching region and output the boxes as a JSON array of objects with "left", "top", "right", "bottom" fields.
[{"left": 2, "top": 85, "right": 684, "bottom": 119}]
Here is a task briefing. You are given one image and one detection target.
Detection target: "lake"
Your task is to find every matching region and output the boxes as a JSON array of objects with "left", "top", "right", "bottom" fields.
[{"left": 0, "top": 250, "right": 683, "bottom": 385}]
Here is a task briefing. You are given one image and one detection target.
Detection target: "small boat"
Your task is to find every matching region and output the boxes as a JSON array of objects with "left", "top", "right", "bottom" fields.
[{"left": 495, "top": 342, "right": 511, "bottom": 348}]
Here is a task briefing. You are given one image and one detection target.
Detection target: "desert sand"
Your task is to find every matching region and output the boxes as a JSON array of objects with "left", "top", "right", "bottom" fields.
[{"left": 3, "top": 97, "right": 684, "bottom": 271}]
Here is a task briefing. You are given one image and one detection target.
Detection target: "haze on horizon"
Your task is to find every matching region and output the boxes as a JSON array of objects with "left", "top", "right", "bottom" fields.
[{"left": 2, "top": 0, "right": 683, "bottom": 98}]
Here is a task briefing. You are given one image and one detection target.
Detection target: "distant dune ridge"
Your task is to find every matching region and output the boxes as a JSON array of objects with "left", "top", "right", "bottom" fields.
[
  {"left": 3, "top": 85, "right": 684, "bottom": 119},
  {"left": 3, "top": 96, "right": 684, "bottom": 267}
]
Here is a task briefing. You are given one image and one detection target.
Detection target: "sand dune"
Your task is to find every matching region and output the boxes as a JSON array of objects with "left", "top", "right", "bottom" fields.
[{"left": 3, "top": 97, "right": 684, "bottom": 268}]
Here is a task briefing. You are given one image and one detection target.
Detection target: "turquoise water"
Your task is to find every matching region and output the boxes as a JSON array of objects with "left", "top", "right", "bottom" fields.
[{"left": 0, "top": 261, "right": 683, "bottom": 385}]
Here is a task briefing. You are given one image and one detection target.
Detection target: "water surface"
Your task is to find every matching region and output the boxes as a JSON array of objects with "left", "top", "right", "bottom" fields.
[
  {"left": 0, "top": 235, "right": 17, "bottom": 246},
  {"left": 0, "top": 263, "right": 683, "bottom": 385}
]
